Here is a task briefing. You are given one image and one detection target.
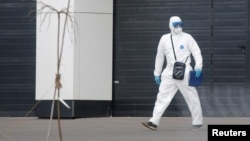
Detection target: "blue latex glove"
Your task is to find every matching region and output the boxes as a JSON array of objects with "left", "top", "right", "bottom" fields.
[
  {"left": 195, "top": 69, "right": 202, "bottom": 78},
  {"left": 154, "top": 76, "right": 161, "bottom": 85}
]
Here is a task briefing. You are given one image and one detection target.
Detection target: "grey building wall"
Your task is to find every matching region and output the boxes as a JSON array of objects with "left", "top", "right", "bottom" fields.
[{"left": 1, "top": 0, "right": 250, "bottom": 117}]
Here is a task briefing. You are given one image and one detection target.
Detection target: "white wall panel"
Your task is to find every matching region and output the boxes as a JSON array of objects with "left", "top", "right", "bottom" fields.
[
  {"left": 36, "top": 0, "right": 113, "bottom": 101},
  {"left": 75, "top": 13, "right": 113, "bottom": 100},
  {"left": 37, "top": 0, "right": 74, "bottom": 11},
  {"left": 75, "top": 0, "right": 113, "bottom": 13},
  {"left": 36, "top": 12, "right": 74, "bottom": 100}
]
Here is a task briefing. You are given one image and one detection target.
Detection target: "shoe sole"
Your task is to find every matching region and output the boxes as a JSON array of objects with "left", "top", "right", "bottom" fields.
[
  {"left": 192, "top": 126, "right": 203, "bottom": 130},
  {"left": 141, "top": 121, "right": 157, "bottom": 131}
]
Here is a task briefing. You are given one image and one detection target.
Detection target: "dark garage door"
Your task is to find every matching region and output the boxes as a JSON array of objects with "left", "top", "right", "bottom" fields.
[
  {"left": 0, "top": 1, "right": 36, "bottom": 116},
  {"left": 113, "top": 0, "right": 250, "bottom": 117}
]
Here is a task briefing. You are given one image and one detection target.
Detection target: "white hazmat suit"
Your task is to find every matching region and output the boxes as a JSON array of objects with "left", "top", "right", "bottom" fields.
[{"left": 141, "top": 16, "right": 203, "bottom": 130}]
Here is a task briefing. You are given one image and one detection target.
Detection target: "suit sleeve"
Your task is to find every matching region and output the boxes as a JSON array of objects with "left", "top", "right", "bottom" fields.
[
  {"left": 189, "top": 35, "right": 203, "bottom": 70},
  {"left": 154, "top": 36, "right": 165, "bottom": 76}
]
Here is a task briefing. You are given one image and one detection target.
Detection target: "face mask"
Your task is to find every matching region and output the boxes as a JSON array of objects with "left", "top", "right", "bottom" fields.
[{"left": 174, "top": 27, "right": 182, "bottom": 34}]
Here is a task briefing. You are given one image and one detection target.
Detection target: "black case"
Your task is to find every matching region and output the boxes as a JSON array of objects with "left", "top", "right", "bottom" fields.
[{"left": 172, "top": 62, "right": 186, "bottom": 80}]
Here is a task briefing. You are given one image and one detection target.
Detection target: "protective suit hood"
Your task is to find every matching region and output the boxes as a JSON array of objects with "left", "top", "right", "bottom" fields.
[{"left": 169, "top": 16, "right": 183, "bottom": 35}]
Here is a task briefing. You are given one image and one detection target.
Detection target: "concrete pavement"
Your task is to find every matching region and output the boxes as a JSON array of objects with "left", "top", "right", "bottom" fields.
[{"left": 0, "top": 117, "right": 250, "bottom": 141}]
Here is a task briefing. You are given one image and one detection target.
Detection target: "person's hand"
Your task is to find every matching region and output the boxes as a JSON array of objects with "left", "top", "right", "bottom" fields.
[
  {"left": 154, "top": 76, "right": 161, "bottom": 85},
  {"left": 195, "top": 69, "right": 202, "bottom": 78}
]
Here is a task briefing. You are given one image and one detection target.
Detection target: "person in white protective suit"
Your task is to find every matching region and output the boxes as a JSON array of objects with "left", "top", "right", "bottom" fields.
[{"left": 141, "top": 16, "right": 203, "bottom": 130}]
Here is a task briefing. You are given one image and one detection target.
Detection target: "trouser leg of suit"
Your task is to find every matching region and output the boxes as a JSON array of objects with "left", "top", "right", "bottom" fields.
[
  {"left": 149, "top": 76, "right": 179, "bottom": 125},
  {"left": 177, "top": 81, "right": 203, "bottom": 125},
  {"left": 149, "top": 74, "right": 203, "bottom": 126}
]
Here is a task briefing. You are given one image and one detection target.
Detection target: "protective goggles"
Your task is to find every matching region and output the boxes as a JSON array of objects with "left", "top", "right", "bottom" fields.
[{"left": 172, "top": 22, "right": 183, "bottom": 28}]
